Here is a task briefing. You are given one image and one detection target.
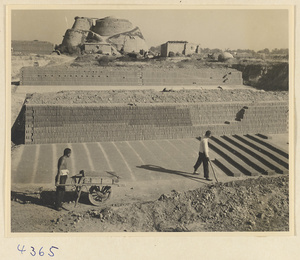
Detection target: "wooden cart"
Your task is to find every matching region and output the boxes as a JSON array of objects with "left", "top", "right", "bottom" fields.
[{"left": 57, "top": 170, "right": 120, "bottom": 207}]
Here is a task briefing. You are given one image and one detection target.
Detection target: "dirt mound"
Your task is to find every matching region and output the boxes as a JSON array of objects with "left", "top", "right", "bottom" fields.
[
  {"left": 256, "top": 63, "right": 288, "bottom": 91},
  {"left": 11, "top": 175, "right": 288, "bottom": 232},
  {"left": 27, "top": 89, "right": 288, "bottom": 105},
  {"left": 232, "top": 62, "right": 288, "bottom": 91},
  {"left": 77, "top": 175, "right": 288, "bottom": 232}
]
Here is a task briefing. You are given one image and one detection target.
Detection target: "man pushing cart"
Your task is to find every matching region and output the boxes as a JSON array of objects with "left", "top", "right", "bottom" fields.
[{"left": 55, "top": 148, "right": 119, "bottom": 210}]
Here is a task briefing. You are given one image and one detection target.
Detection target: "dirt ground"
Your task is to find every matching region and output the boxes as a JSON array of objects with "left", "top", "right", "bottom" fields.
[
  {"left": 26, "top": 88, "right": 288, "bottom": 105},
  {"left": 10, "top": 54, "right": 290, "bottom": 233},
  {"left": 11, "top": 175, "right": 289, "bottom": 232}
]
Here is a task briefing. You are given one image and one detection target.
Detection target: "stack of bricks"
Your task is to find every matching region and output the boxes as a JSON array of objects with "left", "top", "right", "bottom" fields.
[
  {"left": 21, "top": 67, "right": 141, "bottom": 86},
  {"left": 20, "top": 67, "right": 243, "bottom": 86},
  {"left": 142, "top": 68, "right": 242, "bottom": 86},
  {"left": 24, "top": 101, "right": 289, "bottom": 144},
  {"left": 12, "top": 41, "right": 54, "bottom": 55},
  {"left": 239, "top": 102, "right": 289, "bottom": 134}
]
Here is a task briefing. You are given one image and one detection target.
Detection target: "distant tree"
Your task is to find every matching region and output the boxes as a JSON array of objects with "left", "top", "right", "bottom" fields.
[
  {"left": 210, "top": 48, "right": 222, "bottom": 53},
  {"left": 271, "top": 48, "right": 288, "bottom": 55},
  {"left": 258, "top": 48, "right": 270, "bottom": 54},
  {"left": 200, "top": 48, "right": 211, "bottom": 53}
]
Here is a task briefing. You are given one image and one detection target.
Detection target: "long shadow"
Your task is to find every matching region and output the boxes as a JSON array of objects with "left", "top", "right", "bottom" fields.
[
  {"left": 11, "top": 105, "right": 25, "bottom": 145},
  {"left": 136, "top": 165, "right": 208, "bottom": 184},
  {"left": 11, "top": 190, "right": 90, "bottom": 210},
  {"left": 216, "top": 136, "right": 266, "bottom": 174},
  {"left": 227, "top": 135, "right": 284, "bottom": 174},
  {"left": 236, "top": 135, "right": 288, "bottom": 168},
  {"left": 249, "top": 134, "right": 289, "bottom": 159},
  {"left": 233, "top": 135, "right": 288, "bottom": 171}
]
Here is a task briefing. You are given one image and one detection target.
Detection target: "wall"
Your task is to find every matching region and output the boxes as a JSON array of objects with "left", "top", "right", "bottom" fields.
[
  {"left": 92, "top": 17, "right": 134, "bottom": 36},
  {"left": 24, "top": 101, "right": 288, "bottom": 144},
  {"left": 60, "top": 29, "right": 89, "bottom": 53},
  {"left": 166, "top": 42, "right": 186, "bottom": 56},
  {"left": 108, "top": 27, "right": 148, "bottom": 52},
  {"left": 21, "top": 67, "right": 243, "bottom": 86},
  {"left": 72, "top": 17, "right": 92, "bottom": 30},
  {"left": 184, "top": 43, "right": 200, "bottom": 55},
  {"left": 161, "top": 43, "right": 168, "bottom": 57}
]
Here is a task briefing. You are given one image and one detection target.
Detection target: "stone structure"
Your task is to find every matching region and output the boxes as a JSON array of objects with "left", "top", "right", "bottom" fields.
[
  {"left": 161, "top": 41, "right": 200, "bottom": 57},
  {"left": 12, "top": 40, "right": 54, "bottom": 55},
  {"left": 21, "top": 67, "right": 242, "bottom": 86},
  {"left": 24, "top": 101, "right": 288, "bottom": 144},
  {"left": 58, "top": 16, "right": 148, "bottom": 54}
]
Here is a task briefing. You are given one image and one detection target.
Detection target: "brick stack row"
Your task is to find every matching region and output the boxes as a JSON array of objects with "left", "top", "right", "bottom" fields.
[
  {"left": 12, "top": 41, "right": 54, "bottom": 55},
  {"left": 24, "top": 101, "right": 288, "bottom": 144},
  {"left": 20, "top": 67, "right": 243, "bottom": 86}
]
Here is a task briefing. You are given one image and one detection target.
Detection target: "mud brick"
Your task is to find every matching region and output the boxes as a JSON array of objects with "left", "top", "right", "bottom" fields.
[{"left": 24, "top": 101, "right": 288, "bottom": 144}]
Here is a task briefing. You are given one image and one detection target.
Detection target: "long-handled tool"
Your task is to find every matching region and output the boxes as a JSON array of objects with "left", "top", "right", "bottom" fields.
[{"left": 209, "top": 160, "right": 219, "bottom": 183}]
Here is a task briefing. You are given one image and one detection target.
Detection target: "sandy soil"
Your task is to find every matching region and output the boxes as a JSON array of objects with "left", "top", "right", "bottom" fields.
[
  {"left": 11, "top": 175, "right": 289, "bottom": 232},
  {"left": 26, "top": 89, "right": 288, "bottom": 105}
]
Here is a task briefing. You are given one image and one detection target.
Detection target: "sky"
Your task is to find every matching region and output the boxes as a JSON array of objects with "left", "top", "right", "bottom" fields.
[{"left": 10, "top": 8, "right": 290, "bottom": 51}]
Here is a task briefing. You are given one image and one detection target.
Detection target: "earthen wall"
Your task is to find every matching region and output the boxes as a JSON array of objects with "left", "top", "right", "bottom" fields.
[
  {"left": 61, "top": 29, "right": 88, "bottom": 50},
  {"left": 72, "top": 17, "right": 92, "bottom": 30},
  {"left": 92, "top": 17, "right": 134, "bottom": 36},
  {"left": 166, "top": 42, "right": 186, "bottom": 56},
  {"left": 107, "top": 27, "right": 148, "bottom": 52},
  {"left": 184, "top": 43, "right": 200, "bottom": 55}
]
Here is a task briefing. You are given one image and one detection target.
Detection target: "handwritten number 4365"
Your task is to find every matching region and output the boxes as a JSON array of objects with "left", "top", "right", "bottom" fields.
[{"left": 17, "top": 245, "right": 59, "bottom": 257}]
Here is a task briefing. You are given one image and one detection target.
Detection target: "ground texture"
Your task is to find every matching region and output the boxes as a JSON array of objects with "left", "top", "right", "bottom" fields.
[
  {"left": 11, "top": 175, "right": 289, "bottom": 232},
  {"left": 27, "top": 89, "right": 288, "bottom": 105}
]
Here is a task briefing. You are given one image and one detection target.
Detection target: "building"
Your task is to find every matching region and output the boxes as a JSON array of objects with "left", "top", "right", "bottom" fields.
[{"left": 161, "top": 41, "right": 200, "bottom": 57}]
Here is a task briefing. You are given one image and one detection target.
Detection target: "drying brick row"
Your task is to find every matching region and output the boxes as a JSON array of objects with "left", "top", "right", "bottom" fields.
[{"left": 24, "top": 101, "right": 289, "bottom": 144}]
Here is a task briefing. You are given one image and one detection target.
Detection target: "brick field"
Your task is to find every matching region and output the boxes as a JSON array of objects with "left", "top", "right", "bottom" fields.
[{"left": 11, "top": 135, "right": 288, "bottom": 187}]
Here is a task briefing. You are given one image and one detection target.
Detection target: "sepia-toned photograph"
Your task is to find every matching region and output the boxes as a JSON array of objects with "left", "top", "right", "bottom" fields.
[{"left": 8, "top": 6, "right": 293, "bottom": 234}]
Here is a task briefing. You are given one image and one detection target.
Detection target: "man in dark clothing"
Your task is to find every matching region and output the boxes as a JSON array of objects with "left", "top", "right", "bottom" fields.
[{"left": 193, "top": 130, "right": 212, "bottom": 181}]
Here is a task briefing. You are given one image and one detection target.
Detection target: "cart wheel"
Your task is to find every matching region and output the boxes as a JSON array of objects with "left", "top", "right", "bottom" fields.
[{"left": 88, "top": 186, "right": 111, "bottom": 206}]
